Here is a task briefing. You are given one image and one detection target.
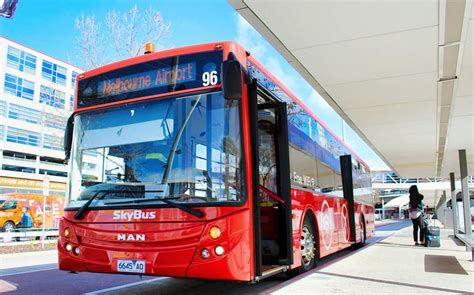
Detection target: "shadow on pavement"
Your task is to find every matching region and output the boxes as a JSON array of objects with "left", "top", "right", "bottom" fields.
[
  {"left": 376, "top": 220, "right": 411, "bottom": 231},
  {"left": 448, "top": 235, "right": 466, "bottom": 246}
]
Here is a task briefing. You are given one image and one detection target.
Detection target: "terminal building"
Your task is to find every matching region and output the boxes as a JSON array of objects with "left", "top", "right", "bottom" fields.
[{"left": 0, "top": 37, "right": 83, "bottom": 196}]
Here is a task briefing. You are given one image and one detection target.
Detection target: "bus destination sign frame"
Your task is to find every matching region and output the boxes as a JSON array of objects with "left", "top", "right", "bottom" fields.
[{"left": 77, "top": 50, "right": 223, "bottom": 110}]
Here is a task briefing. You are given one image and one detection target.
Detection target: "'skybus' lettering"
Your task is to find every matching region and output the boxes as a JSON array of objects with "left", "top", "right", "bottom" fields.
[{"left": 113, "top": 210, "right": 156, "bottom": 221}]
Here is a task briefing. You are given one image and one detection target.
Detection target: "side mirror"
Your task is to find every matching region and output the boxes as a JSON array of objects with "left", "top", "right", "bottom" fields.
[
  {"left": 221, "top": 52, "right": 243, "bottom": 100},
  {"left": 64, "top": 114, "right": 74, "bottom": 163}
]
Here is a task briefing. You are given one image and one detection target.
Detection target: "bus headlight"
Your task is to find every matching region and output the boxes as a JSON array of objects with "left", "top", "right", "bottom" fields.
[
  {"left": 73, "top": 247, "right": 80, "bottom": 256},
  {"left": 214, "top": 245, "right": 224, "bottom": 256},
  {"left": 64, "top": 227, "right": 71, "bottom": 238},
  {"left": 209, "top": 226, "right": 221, "bottom": 240},
  {"left": 65, "top": 243, "right": 72, "bottom": 252}
]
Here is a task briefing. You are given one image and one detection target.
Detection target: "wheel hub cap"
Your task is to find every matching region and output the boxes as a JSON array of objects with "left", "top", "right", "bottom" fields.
[{"left": 301, "top": 225, "right": 315, "bottom": 266}]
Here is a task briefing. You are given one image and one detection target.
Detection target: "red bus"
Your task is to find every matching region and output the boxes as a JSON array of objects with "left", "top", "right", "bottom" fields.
[{"left": 59, "top": 41, "right": 374, "bottom": 281}]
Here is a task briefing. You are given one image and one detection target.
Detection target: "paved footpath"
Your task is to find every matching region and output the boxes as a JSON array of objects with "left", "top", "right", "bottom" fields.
[
  {"left": 267, "top": 221, "right": 473, "bottom": 294},
  {"left": 1, "top": 250, "right": 57, "bottom": 272}
]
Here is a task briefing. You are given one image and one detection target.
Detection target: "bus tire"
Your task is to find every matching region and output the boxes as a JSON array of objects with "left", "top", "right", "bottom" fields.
[
  {"left": 2, "top": 221, "right": 15, "bottom": 232},
  {"left": 288, "top": 215, "right": 318, "bottom": 277},
  {"left": 354, "top": 216, "right": 366, "bottom": 249}
]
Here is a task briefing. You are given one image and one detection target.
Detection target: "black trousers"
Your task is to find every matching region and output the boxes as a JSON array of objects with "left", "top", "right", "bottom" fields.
[{"left": 411, "top": 214, "right": 425, "bottom": 243}]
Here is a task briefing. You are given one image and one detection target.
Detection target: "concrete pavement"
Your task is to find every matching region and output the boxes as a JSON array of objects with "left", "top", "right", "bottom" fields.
[
  {"left": 1, "top": 250, "right": 57, "bottom": 270},
  {"left": 269, "top": 221, "right": 473, "bottom": 294}
]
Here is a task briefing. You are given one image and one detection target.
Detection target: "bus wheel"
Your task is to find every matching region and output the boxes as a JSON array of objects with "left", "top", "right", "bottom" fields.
[
  {"left": 300, "top": 217, "right": 318, "bottom": 271},
  {"left": 360, "top": 218, "right": 366, "bottom": 246},
  {"left": 301, "top": 223, "right": 316, "bottom": 271},
  {"left": 354, "top": 217, "right": 366, "bottom": 249},
  {"left": 287, "top": 217, "right": 318, "bottom": 278},
  {"left": 3, "top": 221, "right": 15, "bottom": 232}
]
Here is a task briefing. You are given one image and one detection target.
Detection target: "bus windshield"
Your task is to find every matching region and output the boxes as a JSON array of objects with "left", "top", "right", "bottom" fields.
[{"left": 67, "top": 91, "right": 243, "bottom": 208}]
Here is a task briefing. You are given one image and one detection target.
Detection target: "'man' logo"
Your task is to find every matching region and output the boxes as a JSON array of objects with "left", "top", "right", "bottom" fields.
[{"left": 117, "top": 234, "right": 145, "bottom": 241}]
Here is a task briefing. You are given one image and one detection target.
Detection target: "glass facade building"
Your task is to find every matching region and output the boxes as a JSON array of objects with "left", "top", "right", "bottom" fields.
[{"left": 0, "top": 37, "right": 83, "bottom": 195}]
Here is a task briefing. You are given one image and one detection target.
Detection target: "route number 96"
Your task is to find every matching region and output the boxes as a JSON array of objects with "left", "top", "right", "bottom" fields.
[{"left": 202, "top": 71, "right": 218, "bottom": 86}]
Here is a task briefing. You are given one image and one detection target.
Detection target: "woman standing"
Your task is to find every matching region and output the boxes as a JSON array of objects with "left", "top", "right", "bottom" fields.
[{"left": 408, "top": 185, "right": 424, "bottom": 245}]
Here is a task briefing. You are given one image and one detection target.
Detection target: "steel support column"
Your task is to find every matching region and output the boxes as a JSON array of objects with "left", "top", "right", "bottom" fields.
[
  {"left": 436, "top": 191, "right": 446, "bottom": 224},
  {"left": 459, "top": 150, "right": 472, "bottom": 237},
  {"left": 450, "top": 172, "right": 458, "bottom": 234}
]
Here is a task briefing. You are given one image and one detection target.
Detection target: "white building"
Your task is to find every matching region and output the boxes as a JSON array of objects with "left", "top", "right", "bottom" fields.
[{"left": 0, "top": 37, "right": 83, "bottom": 196}]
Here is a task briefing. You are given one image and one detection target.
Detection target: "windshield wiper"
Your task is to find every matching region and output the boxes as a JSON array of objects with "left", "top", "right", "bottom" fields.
[
  {"left": 160, "top": 198, "right": 204, "bottom": 218},
  {"left": 105, "top": 197, "right": 203, "bottom": 218},
  {"left": 74, "top": 190, "right": 107, "bottom": 219},
  {"left": 104, "top": 196, "right": 180, "bottom": 205}
]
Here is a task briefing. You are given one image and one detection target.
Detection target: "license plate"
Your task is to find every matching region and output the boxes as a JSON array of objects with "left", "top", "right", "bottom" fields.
[{"left": 117, "top": 259, "right": 145, "bottom": 273}]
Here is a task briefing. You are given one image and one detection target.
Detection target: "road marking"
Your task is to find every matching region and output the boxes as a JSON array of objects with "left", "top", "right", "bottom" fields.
[
  {"left": 84, "top": 277, "right": 169, "bottom": 294},
  {"left": 0, "top": 266, "right": 58, "bottom": 277}
]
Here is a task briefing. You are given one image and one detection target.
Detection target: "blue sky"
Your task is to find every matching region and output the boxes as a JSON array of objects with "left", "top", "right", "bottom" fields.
[{"left": 0, "top": 0, "right": 388, "bottom": 170}]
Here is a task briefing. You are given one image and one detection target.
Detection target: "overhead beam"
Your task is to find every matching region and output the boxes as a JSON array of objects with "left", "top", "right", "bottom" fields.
[{"left": 436, "top": 0, "right": 471, "bottom": 176}]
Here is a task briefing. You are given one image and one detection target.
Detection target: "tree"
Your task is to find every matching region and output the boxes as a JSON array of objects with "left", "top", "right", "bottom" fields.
[{"left": 75, "top": 5, "right": 170, "bottom": 69}]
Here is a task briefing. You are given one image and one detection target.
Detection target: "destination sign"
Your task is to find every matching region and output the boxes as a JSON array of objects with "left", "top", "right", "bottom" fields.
[
  {"left": 97, "top": 63, "right": 196, "bottom": 98},
  {"left": 77, "top": 50, "right": 223, "bottom": 110}
]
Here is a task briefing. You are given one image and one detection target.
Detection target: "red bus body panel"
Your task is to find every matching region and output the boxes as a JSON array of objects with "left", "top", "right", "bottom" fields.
[
  {"left": 289, "top": 188, "right": 374, "bottom": 269},
  {"left": 59, "top": 207, "right": 252, "bottom": 280}
]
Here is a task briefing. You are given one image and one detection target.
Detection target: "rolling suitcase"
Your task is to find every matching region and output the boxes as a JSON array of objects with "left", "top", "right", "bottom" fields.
[{"left": 424, "top": 226, "right": 440, "bottom": 247}]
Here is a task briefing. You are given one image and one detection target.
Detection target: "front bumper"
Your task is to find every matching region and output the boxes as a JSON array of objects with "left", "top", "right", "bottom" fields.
[{"left": 58, "top": 209, "right": 251, "bottom": 281}]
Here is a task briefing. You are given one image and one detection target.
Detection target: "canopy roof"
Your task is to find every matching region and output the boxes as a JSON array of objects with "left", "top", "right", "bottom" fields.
[{"left": 230, "top": 0, "right": 473, "bottom": 177}]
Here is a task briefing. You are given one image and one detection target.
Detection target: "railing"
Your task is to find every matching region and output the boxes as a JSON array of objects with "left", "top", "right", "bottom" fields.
[
  {"left": 2, "top": 155, "right": 37, "bottom": 162},
  {"left": 371, "top": 171, "right": 467, "bottom": 185},
  {"left": 39, "top": 160, "right": 65, "bottom": 167},
  {"left": 0, "top": 229, "right": 58, "bottom": 243}
]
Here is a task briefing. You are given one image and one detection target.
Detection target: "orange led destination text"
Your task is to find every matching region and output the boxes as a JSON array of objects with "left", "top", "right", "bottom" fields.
[{"left": 101, "top": 63, "right": 195, "bottom": 97}]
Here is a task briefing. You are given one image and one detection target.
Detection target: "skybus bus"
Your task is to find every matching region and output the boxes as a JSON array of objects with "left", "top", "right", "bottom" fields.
[{"left": 60, "top": 41, "right": 374, "bottom": 282}]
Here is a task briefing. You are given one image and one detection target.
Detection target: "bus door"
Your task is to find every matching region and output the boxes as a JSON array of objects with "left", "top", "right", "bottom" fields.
[
  {"left": 340, "top": 155, "right": 356, "bottom": 244},
  {"left": 249, "top": 80, "right": 293, "bottom": 277}
]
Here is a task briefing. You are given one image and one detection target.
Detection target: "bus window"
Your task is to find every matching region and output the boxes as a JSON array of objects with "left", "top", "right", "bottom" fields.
[
  {"left": 258, "top": 119, "right": 278, "bottom": 193},
  {"left": 352, "top": 161, "right": 373, "bottom": 204},
  {"left": 289, "top": 145, "right": 318, "bottom": 190},
  {"left": 317, "top": 160, "right": 335, "bottom": 193},
  {"left": 334, "top": 168, "right": 343, "bottom": 197},
  {"left": 69, "top": 92, "right": 243, "bottom": 206}
]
